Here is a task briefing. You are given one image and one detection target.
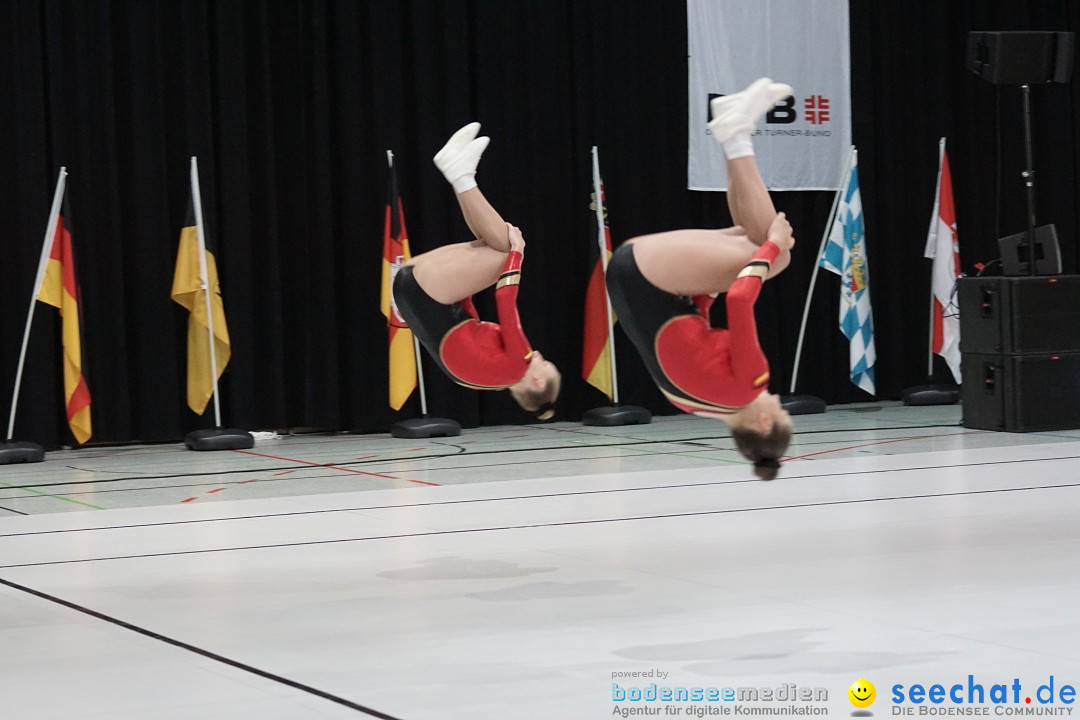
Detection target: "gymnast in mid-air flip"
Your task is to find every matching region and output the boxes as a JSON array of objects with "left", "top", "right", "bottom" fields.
[
  {"left": 606, "top": 78, "right": 796, "bottom": 479},
  {"left": 392, "top": 122, "right": 561, "bottom": 419}
]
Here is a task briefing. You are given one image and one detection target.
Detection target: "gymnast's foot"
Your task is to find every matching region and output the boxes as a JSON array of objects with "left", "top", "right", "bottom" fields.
[
  {"left": 707, "top": 78, "right": 792, "bottom": 144},
  {"left": 434, "top": 122, "right": 490, "bottom": 193}
]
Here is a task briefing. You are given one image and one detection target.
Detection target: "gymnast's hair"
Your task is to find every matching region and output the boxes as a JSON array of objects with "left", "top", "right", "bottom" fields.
[
  {"left": 509, "top": 372, "right": 562, "bottom": 421},
  {"left": 730, "top": 422, "right": 792, "bottom": 481}
]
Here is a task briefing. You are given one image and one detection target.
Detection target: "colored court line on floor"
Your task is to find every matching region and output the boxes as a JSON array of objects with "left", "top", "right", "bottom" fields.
[
  {"left": 6, "top": 451, "right": 1080, "bottom": 538},
  {"left": 0, "top": 428, "right": 1005, "bottom": 502},
  {"left": 180, "top": 487, "right": 231, "bottom": 505},
  {"left": 7, "top": 480, "right": 1079, "bottom": 571},
  {"left": 0, "top": 447, "right": 738, "bottom": 503},
  {"left": 632, "top": 442, "right": 745, "bottom": 466},
  {"left": 0, "top": 480, "right": 105, "bottom": 511},
  {"left": 230, "top": 448, "right": 439, "bottom": 486},
  {"left": 783, "top": 432, "right": 980, "bottom": 462},
  {"left": 16, "top": 423, "right": 962, "bottom": 491},
  {"left": 0, "top": 577, "right": 403, "bottom": 720}
]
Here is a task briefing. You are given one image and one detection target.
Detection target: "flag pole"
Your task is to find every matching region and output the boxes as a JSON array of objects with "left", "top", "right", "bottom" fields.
[
  {"left": 181, "top": 158, "right": 251, "bottom": 451},
  {"left": 902, "top": 137, "right": 959, "bottom": 406},
  {"left": 189, "top": 157, "right": 223, "bottom": 428},
  {"left": 591, "top": 146, "right": 620, "bottom": 405},
  {"left": 6, "top": 168, "right": 67, "bottom": 441},
  {"left": 385, "top": 151, "right": 458, "bottom": 439},
  {"left": 412, "top": 336, "right": 429, "bottom": 416},
  {"left": 789, "top": 145, "right": 855, "bottom": 395},
  {"left": 926, "top": 137, "right": 946, "bottom": 379},
  {"left": 387, "top": 149, "right": 430, "bottom": 418},
  {"left": 582, "top": 146, "right": 650, "bottom": 427},
  {"left": 926, "top": 287, "right": 936, "bottom": 377}
]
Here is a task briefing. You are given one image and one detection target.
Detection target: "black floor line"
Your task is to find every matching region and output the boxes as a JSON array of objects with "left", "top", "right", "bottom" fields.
[
  {"left": 0, "top": 444, "right": 755, "bottom": 501},
  {"left": 0, "top": 427, "right": 1011, "bottom": 503},
  {"left": 0, "top": 505, "right": 28, "bottom": 516},
  {"left": 0, "top": 577, "right": 402, "bottom": 719},
  {"left": 3, "top": 479, "right": 1079, "bottom": 570},
  {"left": 0, "top": 427, "right": 985, "bottom": 502},
  {"left": 3, "top": 452, "right": 1079, "bottom": 539},
  {"left": 8, "top": 422, "right": 970, "bottom": 490}
]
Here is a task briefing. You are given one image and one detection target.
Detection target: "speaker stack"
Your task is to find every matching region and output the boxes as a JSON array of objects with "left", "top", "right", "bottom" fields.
[
  {"left": 959, "top": 276, "right": 1080, "bottom": 432},
  {"left": 959, "top": 31, "right": 1079, "bottom": 432}
]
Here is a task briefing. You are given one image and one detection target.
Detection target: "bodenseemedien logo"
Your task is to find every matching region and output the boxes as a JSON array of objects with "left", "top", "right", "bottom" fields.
[{"left": 610, "top": 679, "right": 829, "bottom": 717}]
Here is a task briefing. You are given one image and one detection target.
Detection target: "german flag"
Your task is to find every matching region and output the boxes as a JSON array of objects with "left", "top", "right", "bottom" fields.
[
  {"left": 582, "top": 150, "right": 615, "bottom": 400},
  {"left": 380, "top": 154, "right": 417, "bottom": 410},
  {"left": 37, "top": 195, "right": 92, "bottom": 444},
  {"left": 171, "top": 191, "right": 231, "bottom": 415}
]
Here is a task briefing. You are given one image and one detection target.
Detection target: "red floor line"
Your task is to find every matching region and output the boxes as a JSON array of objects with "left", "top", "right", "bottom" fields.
[
  {"left": 786, "top": 430, "right": 986, "bottom": 462},
  {"left": 230, "top": 448, "right": 439, "bottom": 486},
  {"left": 180, "top": 497, "right": 198, "bottom": 503},
  {"left": 784, "top": 435, "right": 934, "bottom": 461},
  {"left": 207, "top": 488, "right": 225, "bottom": 494},
  {"left": 272, "top": 470, "right": 296, "bottom": 477}
]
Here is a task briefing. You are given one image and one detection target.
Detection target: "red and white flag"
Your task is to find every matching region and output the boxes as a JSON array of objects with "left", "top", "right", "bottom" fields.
[{"left": 924, "top": 137, "right": 961, "bottom": 383}]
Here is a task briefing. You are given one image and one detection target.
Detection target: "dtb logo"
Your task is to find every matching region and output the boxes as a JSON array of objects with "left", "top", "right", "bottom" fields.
[{"left": 706, "top": 92, "right": 831, "bottom": 126}]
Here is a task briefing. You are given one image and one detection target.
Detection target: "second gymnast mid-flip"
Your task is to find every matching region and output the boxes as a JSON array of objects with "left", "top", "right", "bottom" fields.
[
  {"left": 392, "top": 123, "right": 562, "bottom": 419},
  {"left": 607, "top": 78, "right": 797, "bottom": 479}
]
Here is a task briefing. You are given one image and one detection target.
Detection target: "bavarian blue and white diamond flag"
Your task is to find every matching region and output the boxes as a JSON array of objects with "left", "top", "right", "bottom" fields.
[
  {"left": 687, "top": 0, "right": 851, "bottom": 190},
  {"left": 820, "top": 147, "right": 876, "bottom": 395}
]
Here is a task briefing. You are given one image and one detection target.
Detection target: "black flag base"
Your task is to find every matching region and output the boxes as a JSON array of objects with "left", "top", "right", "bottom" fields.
[
  {"left": 185, "top": 428, "right": 255, "bottom": 451},
  {"left": 391, "top": 417, "right": 462, "bottom": 439},
  {"left": 902, "top": 383, "right": 960, "bottom": 406},
  {"left": 780, "top": 395, "right": 827, "bottom": 416},
  {"left": 582, "top": 405, "right": 653, "bottom": 427},
  {"left": 0, "top": 441, "right": 45, "bottom": 465}
]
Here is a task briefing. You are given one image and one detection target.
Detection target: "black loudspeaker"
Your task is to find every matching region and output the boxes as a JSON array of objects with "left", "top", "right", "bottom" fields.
[
  {"left": 962, "top": 352, "right": 1080, "bottom": 432},
  {"left": 998, "top": 223, "right": 1062, "bottom": 276},
  {"left": 967, "top": 31, "right": 1075, "bottom": 84},
  {"left": 958, "top": 276, "right": 1080, "bottom": 354}
]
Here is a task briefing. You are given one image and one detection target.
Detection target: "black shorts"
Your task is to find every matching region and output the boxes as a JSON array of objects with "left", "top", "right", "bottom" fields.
[
  {"left": 392, "top": 265, "right": 471, "bottom": 377},
  {"left": 605, "top": 244, "right": 700, "bottom": 403}
]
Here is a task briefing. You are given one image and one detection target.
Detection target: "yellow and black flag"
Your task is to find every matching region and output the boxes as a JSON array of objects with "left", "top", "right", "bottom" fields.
[
  {"left": 37, "top": 192, "right": 92, "bottom": 444},
  {"left": 171, "top": 161, "right": 231, "bottom": 415}
]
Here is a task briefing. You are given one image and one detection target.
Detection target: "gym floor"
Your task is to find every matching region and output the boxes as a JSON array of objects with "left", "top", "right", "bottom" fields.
[{"left": 2, "top": 402, "right": 1079, "bottom": 719}]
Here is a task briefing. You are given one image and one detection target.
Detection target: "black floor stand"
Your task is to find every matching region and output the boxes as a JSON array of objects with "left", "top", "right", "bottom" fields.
[
  {"left": 185, "top": 428, "right": 255, "bottom": 451},
  {"left": 0, "top": 440, "right": 45, "bottom": 464},
  {"left": 902, "top": 382, "right": 960, "bottom": 406},
  {"left": 391, "top": 416, "right": 461, "bottom": 439},
  {"left": 582, "top": 404, "right": 652, "bottom": 427},
  {"left": 780, "top": 395, "right": 826, "bottom": 415}
]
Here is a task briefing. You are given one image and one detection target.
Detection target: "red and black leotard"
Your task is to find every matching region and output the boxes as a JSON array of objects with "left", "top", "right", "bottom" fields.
[
  {"left": 606, "top": 240, "right": 781, "bottom": 418},
  {"left": 392, "top": 250, "right": 534, "bottom": 389}
]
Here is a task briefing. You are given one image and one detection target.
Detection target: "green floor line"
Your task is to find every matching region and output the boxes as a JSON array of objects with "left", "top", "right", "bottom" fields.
[{"left": 0, "top": 481, "right": 105, "bottom": 510}]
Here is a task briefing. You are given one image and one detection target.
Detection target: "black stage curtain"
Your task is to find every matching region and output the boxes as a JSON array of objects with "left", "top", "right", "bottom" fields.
[{"left": 1, "top": 0, "right": 1078, "bottom": 448}]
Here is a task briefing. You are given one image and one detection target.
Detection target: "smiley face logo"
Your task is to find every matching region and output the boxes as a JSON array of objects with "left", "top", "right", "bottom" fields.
[{"left": 848, "top": 678, "right": 876, "bottom": 708}]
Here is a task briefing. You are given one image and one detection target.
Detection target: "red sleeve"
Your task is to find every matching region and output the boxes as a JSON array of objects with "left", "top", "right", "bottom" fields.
[
  {"left": 494, "top": 250, "right": 533, "bottom": 364},
  {"left": 725, "top": 241, "right": 781, "bottom": 388},
  {"left": 692, "top": 293, "right": 716, "bottom": 319},
  {"left": 459, "top": 296, "right": 479, "bottom": 320}
]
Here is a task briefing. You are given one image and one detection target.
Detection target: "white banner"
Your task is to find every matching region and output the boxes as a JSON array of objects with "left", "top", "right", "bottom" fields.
[{"left": 687, "top": 0, "right": 851, "bottom": 191}]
